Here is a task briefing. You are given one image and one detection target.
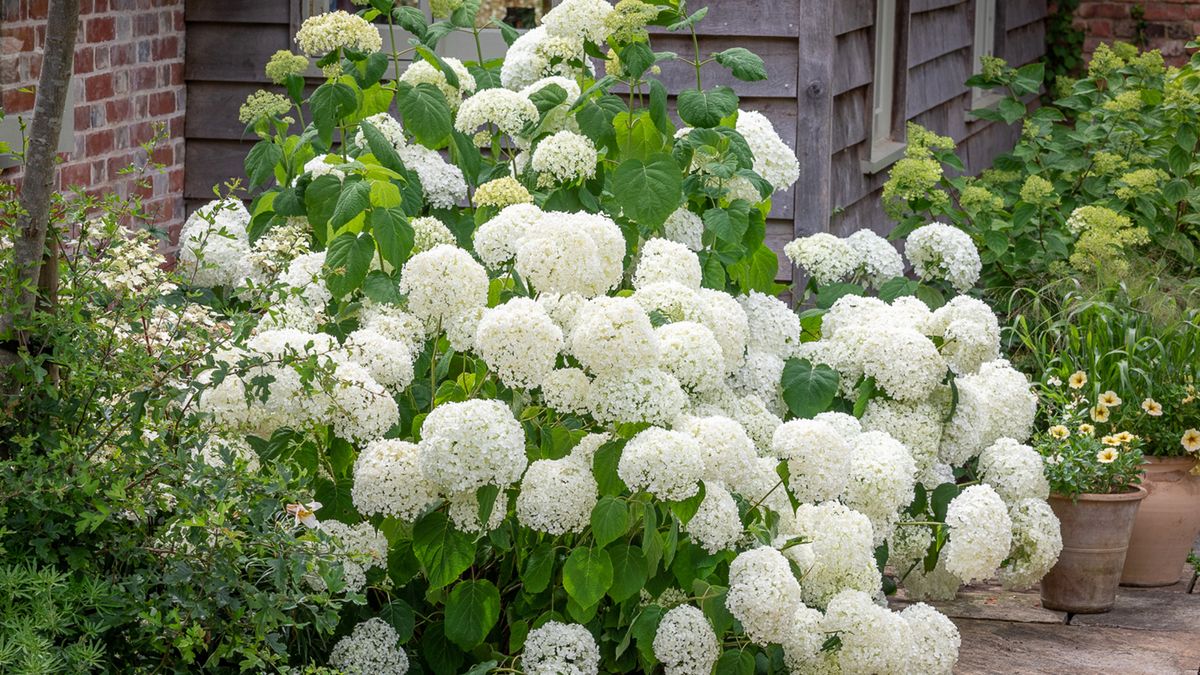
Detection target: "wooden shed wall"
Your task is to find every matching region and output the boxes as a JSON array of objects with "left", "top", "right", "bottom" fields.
[{"left": 182, "top": 0, "right": 1047, "bottom": 276}]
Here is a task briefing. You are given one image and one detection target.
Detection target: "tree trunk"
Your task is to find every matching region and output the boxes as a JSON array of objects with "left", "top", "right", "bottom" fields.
[{"left": 1, "top": 0, "right": 81, "bottom": 342}]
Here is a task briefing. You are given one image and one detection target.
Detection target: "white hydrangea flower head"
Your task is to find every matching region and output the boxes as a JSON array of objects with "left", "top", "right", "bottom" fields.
[
  {"left": 904, "top": 222, "right": 981, "bottom": 292},
  {"left": 860, "top": 398, "right": 943, "bottom": 478},
  {"left": 242, "top": 217, "right": 310, "bottom": 288},
  {"left": 936, "top": 378, "right": 989, "bottom": 465},
  {"left": 888, "top": 522, "right": 934, "bottom": 573},
  {"left": 965, "top": 358, "right": 1038, "bottom": 445},
  {"left": 857, "top": 327, "right": 946, "bottom": 402},
  {"left": 999, "top": 498, "right": 1063, "bottom": 591},
  {"left": 274, "top": 250, "right": 331, "bottom": 315},
  {"left": 819, "top": 295, "right": 893, "bottom": 341},
  {"left": 409, "top": 215, "right": 456, "bottom": 254},
  {"left": 740, "top": 455, "right": 795, "bottom": 526},
  {"left": 536, "top": 291, "right": 587, "bottom": 335},
  {"left": 814, "top": 411, "right": 863, "bottom": 439},
  {"left": 541, "top": 367, "right": 592, "bottom": 415},
  {"left": 326, "top": 361, "right": 400, "bottom": 443},
  {"left": 781, "top": 604, "right": 835, "bottom": 674},
  {"left": 846, "top": 229, "right": 904, "bottom": 287},
  {"left": 821, "top": 590, "right": 913, "bottom": 674},
  {"left": 399, "top": 57, "right": 476, "bottom": 109},
  {"left": 515, "top": 212, "right": 625, "bottom": 297},
  {"left": 685, "top": 481, "right": 743, "bottom": 553},
  {"left": 653, "top": 604, "right": 720, "bottom": 675},
  {"left": 735, "top": 110, "right": 800, "bottom": 192},
  {"left": 398, "top": 244, "right": 488, "bottom": 329},
  {"left": 783, "top": 232, "right": 856, "bottom": 285},
  {"left": 474, "top": 203, "right": 544, "bottom": 269},
  {"left": 738, "top": 291, "right": 800, "bottom": 358},
  {"left": 663, "top": 207, "right": 704, "bottom": 251},
  {"left": 729, "top": 350, "right": 787, "bottom": 417},
  {"left": 195, "top": 435, "right": 260, "bottom": 472},
  {"left": 295, "top": 10, "right": 382, "bottom": 56},
  {"left": 352, "top": 439, "right": 439, "bottom": 521},
  {"left": 444, "top": 304, "right": 482, "bottom": 353},
  {"left": 418, "top": 399, "right": 527, "bottom": 493},
  {"left": 522, "top": 621, "right": 600, "bottom": 675},
  {"left": 344, "top": 328, "right": 415, "bottom": 390},
  {"left": 841, "top": 430, "right": 918, "bottom": 544},
  {"left": 697, "top": 288, "right": 749, "bottom": 373},
  {"left": 588, "top": 368, "right": 688, "bottom": 426},
  {"left": 519, "top": 76, "right": 583, "bottom": 135},
  {"left": 633, "top": 238, "right": 703, "bottom": 290},
  {"left": 352, "top": 112, "right": 406, "bottom": 152},
  {"left": 788, "top": 501, "right": 881, "bottom": 609},
  {"left": 569, "top": 296, "right": 659, "bottom": 375},
  {"left": 901, "top": 602, "right": 961, "bottom": 675},
  {"left": 977, "top": 438, "right": 1050, "bottom": 504},
  {"left": 771, "top": 419, "right": 852, "bottom": 503},
  {"left": 542, "top": 0, "right": 613, "bottom": 43},
  {"left": 516, "top": 455, "right": 598, "bottom": 535},
  {"left": 655, "top": 321, "right": 724, "bottom": 393},
  {"left": 300, "top": 155, "right": 346, "bottom": 183},
  {"left": 501, "top": 26, "right": 589, "bottom": 91},
  {"left": 328, "top": 618, "right": 408, "bottom": 675},
  {"left": 447, "top": 488, "right": 507, "bottom": 533},
  {"left": 725, "top": 546, "right": 804, "bottom": 645},
  {"left": 359, "top": 301, "right": 427, "bottom": 354},
  {"left": 567, "top": 432, "right": 610, "bottom": 465},
  {"left": 397, "top": 144, "right": 468, "bottom": 208},
  {"left": 475, "top": 298, "right": 564, "bottom": 390},
  {"left": 732, "top": 394, "right": 784, "bottom": 453},
  {"left": 178, "top": 199, "right": 251, "bottom": 288},
  {"left": 942, "top": 484, "right": 1013, "bottom": 584},
  {"left": 925, "top": 295, "right": 1001, "bottom": 375},
  {"left": 531, "top": 130, "right": 597, "bottom": 186},
  {"left": 676, "top": 415, "right": 758, "bottom": 490},
  {"left": 319, "top": 520, "right": 388, "bottom": 593},
  {"left": 618, "top": 427, "right": 704, "bottom": 501},
  {"left": 456, "top": 88, "right": 539, "bottom": 137},
  {"left": 632, "top": 282, "right": 704, "bottom": 324}
]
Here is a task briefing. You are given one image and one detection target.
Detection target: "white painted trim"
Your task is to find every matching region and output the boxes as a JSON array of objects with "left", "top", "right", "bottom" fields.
[{"left": 866, "top": 0, "right": 905, "bottom": 174}]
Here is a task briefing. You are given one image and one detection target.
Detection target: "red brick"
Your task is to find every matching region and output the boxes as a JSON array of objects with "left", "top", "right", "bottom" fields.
[
  {"left": 133, "top": 13, "right": 158, "bottom": 37},
  {"left": 27, "top": 0, "right": 48, "bottom": 19},
  {"left": 74, "top": 46, "right": 95, "bottom": 73},
  {"left": 106, "top": 98, "right": 132, "bottom": 121},
  {"left": 151, "top": 36, "right": 178, "bottom": 60},
  {"left": 85, "top": 129, "right": 114, "bottom": 156},
  {"left": 59, "top": 161, "right": 92, "bottom": 188},
  {"left": 110, "top": 42, "right": 135, "bottom": 67},
  {"left": 84, "top": 72, "right": 114, "bottom": 101},
  {"left": 131, "top": 65, "right": 157, "bottom": 90},
  {"left": 148, "top": 90, "right": 174, "bottom": 116},
  {"left": 85, "top": 16, "right": 115, "bottom": 42},
  {"left": 1144, "top": 4, "right": 1188, "bottom": 22}
]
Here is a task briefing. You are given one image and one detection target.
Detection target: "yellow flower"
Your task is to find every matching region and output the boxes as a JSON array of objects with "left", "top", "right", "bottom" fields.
[
  {"left": 1098, "top": 391, "right": 1122, "bottom": 407},
  {"left": 1049, "top": 425, "right": 1070, "bottom": 440},
  {"left": 1079, "top": 423, "right": 1095, "bottom": 435},
  {"left": 1114, "top": 431, "right": 1135, "bottom": 444},
  {"left": 1090, "top": 405, "right": 1110, "bottom": 423},
  {"left": 1101, "top": 435, "right": 1121, "bottom": 446},
  {"left": 1141, "top": 398, "right": 1163, "bottom": 416},
  {"left": 1096, "top": 448, "right": 1119, "bottom": 463},
  {"left": 1182, "top": 429, "right": 1200, "bottom": 454},
  {"left": 1069, "top": 371, "right": 1088, "bottom": 389}
]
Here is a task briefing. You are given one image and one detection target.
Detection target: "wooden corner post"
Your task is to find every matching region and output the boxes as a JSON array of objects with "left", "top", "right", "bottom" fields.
[{"left": 795, "top": 0, "right": 835, "bottom": 242}]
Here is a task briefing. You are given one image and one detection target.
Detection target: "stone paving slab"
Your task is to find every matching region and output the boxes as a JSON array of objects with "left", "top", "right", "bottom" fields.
[
  {"left": 891, "top": 588, "right": 1067, "bottom": 624},
  {"left": 1070, "top": 586, "right": 1200, "bottom": 631},
  {"left": 952, "top": 620, "right": 1200, "bottom": 674}
]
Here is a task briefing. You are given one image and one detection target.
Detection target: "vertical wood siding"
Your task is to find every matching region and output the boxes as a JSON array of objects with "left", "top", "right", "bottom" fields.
[{"left": 183, "top": 0, "right": 1046, "bottom": 268}]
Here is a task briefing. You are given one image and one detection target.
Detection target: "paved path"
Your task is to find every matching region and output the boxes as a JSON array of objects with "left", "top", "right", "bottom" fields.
[{"left": 891, "top": 543, "right": 1200, "bottom": 674}]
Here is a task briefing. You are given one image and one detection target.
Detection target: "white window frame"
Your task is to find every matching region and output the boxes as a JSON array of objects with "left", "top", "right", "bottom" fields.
[
  {"left": 969, "top": 0, "right": 1004, "bottom": 114},
  {"left": 863, "top": 0, "right": 906, "bottom": 174}
]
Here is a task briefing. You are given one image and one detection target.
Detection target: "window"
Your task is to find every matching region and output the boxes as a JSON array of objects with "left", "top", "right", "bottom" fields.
[
  {"left": 969, "top": 0, "right": 1003, "bottom": 111},
  {"left": 297, "top": 0, "right": 551, "bottom": 65},
  {"left": 863, "top": 0, "right": 909, "bottom": 174}
]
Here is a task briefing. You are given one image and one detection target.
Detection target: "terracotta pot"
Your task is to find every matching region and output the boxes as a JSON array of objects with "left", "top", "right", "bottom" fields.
[
  {"left": 1040, "top": 487, "right": 1147, "bottom": 614},
  {"left": 1120, "top": 456, "right": 1200, "bottom": 587}
]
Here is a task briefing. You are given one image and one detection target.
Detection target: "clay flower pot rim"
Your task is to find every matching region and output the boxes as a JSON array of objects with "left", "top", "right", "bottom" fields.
[
  {"left": 1050, "top": 485, "right": 1148, "bottom": 502},
  {"left": 1138, "top": 455, "right": 1198, "bottom": 466}
]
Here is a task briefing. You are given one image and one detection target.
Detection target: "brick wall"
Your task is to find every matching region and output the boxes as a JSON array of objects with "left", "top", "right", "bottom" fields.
[
  {"left": 0, "top": 0, "right": 186, "bottom": 234},
  {"left": 1074, "top": 1, "right": 1200, "bottom": 65}
]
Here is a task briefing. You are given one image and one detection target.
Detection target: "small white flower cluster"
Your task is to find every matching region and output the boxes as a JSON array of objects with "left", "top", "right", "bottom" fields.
[
  {"left": 456, "top": 88, "right": 539, "bottom": 137},
  {"left": 662, "top": 207, "right": 705, "bottom": 251},
  {"left": 352, "top": 112, "right": 407, "bottom": 152},
  {"left": 178, "top": 199, "right": 252, "bottom": 288},
  {"left": 516, "top": 445, "right": 598, "bottom": 535},
  {"left": 541, "top": 0, "right": 613, "bottom": 44},
  {"left": 399, "top": 57, "right": 476, "bottom": 110},
  {"left": 785, "top": 501, "right": 881, "bottom": 608},
  {"left": 942, "top": 485, "right": 1013, "bottom": 584},
  {"left": 735, "top": 110, "right": 800, "bottom": 193},
  {"left": 522, "top": 621, "right": 600, "bottom": 675},
  {"left": 409, "top": 216, "right": 456, "bottom": 253},
  {"left": 999, "top": 498, "right": 1064, "bottom": 590},
  {"left": 652, "top": 605, "right": 719, "bottom": 675},
  {"left": 327, "top": 618, "right": 409, "bottom": 675},
  {"left": 295, "top": 10, "right": 382, "bottom": 57},
  {"left": 784, "top": 229, "right": 905, "bottom": 288},
  {"left": 977, "top": 438, "right": 1050, "bottom": 504},
  {"left": 398, "top": 143, "right": 469, "bottom": 209},
  {"left": 419, "top": 399, "right": 527, "bottom": 493},
  {"left": 726, "top": 546, "right": 805, "bottom": 645},
  {"left": 398, "top": 244, "right": 488, "bottom": 329},
  {"left": 318, "top": 520, "right": 388, "bottom": 593},
  {"left": 501, "top": 26, "right": 592, "bottom": 91},
  {"left": 904, "top": 222, "right": 982, "bottom": 292},
  {"left": 475, "top": 298, "right": 564, "bottom": 390},
  {"left": 531, "top": 130, "right": 598, "bottom": 186}
]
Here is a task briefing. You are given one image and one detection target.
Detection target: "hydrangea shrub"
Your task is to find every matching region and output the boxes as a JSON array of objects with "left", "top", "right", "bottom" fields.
[{"left": 178, "top": 1, "right": 1063, "bottom": 671}]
